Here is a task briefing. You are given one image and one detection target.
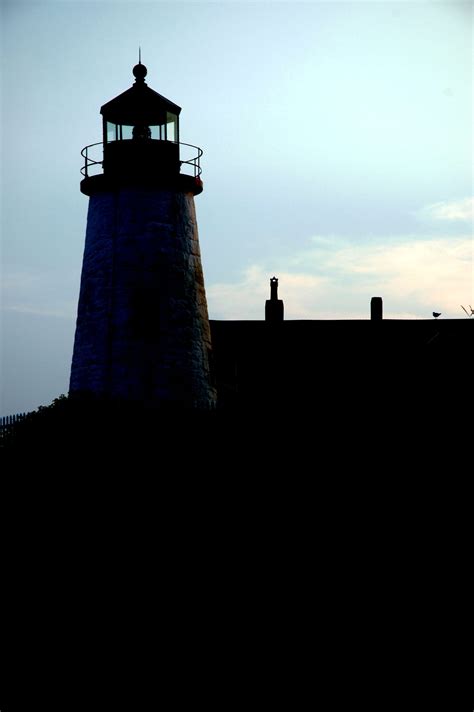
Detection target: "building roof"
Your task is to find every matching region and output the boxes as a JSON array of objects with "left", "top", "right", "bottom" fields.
[{"left": 209, "top": 318, "right": 473, "bottom": 411}]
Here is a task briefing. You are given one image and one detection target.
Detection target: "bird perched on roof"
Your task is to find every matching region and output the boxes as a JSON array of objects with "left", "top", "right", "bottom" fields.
[{"left": 433, "top": 312, "right": 441, "bottom": 318}]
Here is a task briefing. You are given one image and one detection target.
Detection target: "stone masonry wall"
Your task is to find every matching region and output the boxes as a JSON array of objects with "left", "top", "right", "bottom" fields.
[{"left": 70, "top": 188, "right": 216, "bottom": 409}]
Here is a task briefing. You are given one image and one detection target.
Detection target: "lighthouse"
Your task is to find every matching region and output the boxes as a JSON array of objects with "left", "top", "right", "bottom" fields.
[{"left": 70, "top": 60, "right": 216, "bottom": 409}]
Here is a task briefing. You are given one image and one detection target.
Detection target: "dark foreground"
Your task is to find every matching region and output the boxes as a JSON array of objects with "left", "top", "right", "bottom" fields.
[{"left": 0, "top": 387, "right": 469, "bottom": 711}]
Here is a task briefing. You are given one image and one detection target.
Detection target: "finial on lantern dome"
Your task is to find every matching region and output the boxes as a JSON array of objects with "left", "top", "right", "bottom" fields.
[{"left": 133, "top": 48, "right": 147, "bottom": 83}]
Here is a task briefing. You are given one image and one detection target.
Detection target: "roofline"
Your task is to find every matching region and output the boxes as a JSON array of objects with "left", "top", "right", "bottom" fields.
[{"left": 100, "top": 84, "right": 182, "bottom": 121}]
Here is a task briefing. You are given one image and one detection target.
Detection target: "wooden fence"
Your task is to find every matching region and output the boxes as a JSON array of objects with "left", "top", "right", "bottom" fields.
[{"left": 0, "top": 413, "right": 28, "bottom": 440}]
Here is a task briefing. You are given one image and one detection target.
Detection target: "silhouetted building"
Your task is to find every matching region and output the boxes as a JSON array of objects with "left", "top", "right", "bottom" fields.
[
  {"left": 210, "top": 291, "right": 472, "bottom": 414},
  {"left": 70, "top": 61, "right": 215, "bottom": 409}
]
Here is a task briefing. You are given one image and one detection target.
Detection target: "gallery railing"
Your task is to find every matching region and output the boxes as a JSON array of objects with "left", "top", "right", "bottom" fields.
[{"left": 80, "top": 141, "right": 203, "bottom": 179}]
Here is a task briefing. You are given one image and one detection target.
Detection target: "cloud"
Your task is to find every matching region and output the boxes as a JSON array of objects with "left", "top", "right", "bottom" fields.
[
  {"left": 1, "top": 269, "right": 79, "bottom": 319},
  {"left": 419, "top": 197, "right": 473, "bottom": 222},
  {"left": 207, "top": 235, "right": 473, "bottom": 320},
  {"left": 3, "top": 305, "right": 76, "bottom": 319},
  {"left": 207, "top": 265, "right": 331, "bottom": 320}
]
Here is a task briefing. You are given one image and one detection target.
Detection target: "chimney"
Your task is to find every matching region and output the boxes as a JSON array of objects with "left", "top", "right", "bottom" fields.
[
  {"left": 371, "top": 297, "right": 383, "bottom": 321},
  {"left": 265, "top": 277, "right": 284, "bottom": 323}
]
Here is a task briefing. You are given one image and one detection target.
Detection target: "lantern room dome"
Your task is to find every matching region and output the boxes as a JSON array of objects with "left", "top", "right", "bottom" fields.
[{"left": 100, "top": 64, "right": 181, "bottom": 126}]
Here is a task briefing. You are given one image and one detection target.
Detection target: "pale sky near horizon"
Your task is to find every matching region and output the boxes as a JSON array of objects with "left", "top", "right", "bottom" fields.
[{"left": 1, "top": 0, "right": 473, "bottom": 415}]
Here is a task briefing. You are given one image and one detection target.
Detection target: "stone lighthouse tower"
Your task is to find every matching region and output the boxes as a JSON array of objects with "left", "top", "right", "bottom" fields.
[{"left": 70, "top": 60, "right": 216, "bottom": 409}]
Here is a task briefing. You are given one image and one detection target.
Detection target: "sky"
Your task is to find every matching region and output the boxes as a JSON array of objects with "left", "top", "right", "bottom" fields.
[{"left": 1, "top": 0, "right": 472, "bottom": 415}]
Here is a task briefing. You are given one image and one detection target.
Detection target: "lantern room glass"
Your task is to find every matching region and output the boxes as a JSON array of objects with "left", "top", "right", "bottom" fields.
[
  {"left": 105, "top": 115, "right": 179, "bottom": 144},
  {"left": 166, "top": 112, "right": 178, "bottom": 142}
]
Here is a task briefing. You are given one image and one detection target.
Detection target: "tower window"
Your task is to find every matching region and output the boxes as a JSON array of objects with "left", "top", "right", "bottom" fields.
[
  {"left": 106, "top": 122, "right": 117, "bottom": 142},
  {"left": 166, "top": 112, "right": 178, "bottom": 142}
]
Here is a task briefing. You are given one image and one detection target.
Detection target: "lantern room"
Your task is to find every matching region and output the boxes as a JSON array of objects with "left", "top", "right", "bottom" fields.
[
  {"left": 100, "top": 61, "right": 181, "bottom": 179},
  {"left": 101, "top": 61, "right": 181, "bottom": 145},
  {"left": 80, "top": 60, "right": 203, "bottom": 196}
]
